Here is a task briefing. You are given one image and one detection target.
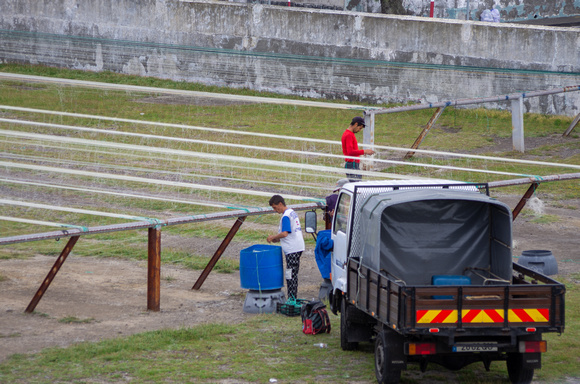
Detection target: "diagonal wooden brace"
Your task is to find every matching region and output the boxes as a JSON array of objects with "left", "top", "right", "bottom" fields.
[
  {"left": 192, "top": 216, "right": 246, "bottom": 290},
  {"left": 563, "top": 112, "right": 580, "bottom": 137},
  {"left": 512, "top": 182, "right": 540, "bottom": 221},
  {"left": 404, "top": 106, "right": 446, "bottom": 160},
  {"left": 25, "top": 235, "right": 80, "bottom": 313}
]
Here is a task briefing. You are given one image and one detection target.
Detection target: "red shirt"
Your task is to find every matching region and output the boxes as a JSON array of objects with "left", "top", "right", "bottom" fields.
[{"left": 342, "top": 129, "right": 364, "bottom": 163}]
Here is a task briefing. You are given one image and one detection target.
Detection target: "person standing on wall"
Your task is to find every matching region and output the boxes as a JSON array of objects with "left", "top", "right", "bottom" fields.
[
  {"left": 267, "top": 195, "right": 305, "bottom": 302},
  {"left": 342, "top": 116, "right": 375, "bottom": 181}
]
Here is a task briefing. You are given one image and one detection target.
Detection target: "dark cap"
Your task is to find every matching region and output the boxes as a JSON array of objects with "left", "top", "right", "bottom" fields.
[
  {"left": 351, "top": 116, "right": 365, "bottom": 126},
  {"left": 333, "top": 178, "right": 350, "bottom": 192}
]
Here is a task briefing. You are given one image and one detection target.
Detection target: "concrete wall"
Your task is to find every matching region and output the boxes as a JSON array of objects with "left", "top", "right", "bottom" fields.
[{"left": 0, "top": 0, "right": 579, "bottom": 115}]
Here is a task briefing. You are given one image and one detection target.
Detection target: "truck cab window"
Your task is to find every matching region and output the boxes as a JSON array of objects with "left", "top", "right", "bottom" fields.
[{"left": 333, "top": 193, "right": 351, "bottom": 235}]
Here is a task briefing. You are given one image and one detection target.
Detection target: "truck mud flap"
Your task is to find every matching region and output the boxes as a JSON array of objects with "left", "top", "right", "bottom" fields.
[
  {"left": 345, "top": 304, "right": 374, "bottom": 342},
  {"left": 347, "top": 324, "right": 373, "bottom": 343}
]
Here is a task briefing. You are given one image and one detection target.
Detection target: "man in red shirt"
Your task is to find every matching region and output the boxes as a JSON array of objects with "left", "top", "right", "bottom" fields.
[{"left": 341, "top": 116, "right": 375, "bottom": 181}]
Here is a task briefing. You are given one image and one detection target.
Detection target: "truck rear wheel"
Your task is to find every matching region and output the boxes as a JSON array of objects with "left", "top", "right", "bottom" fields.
[
  {"left": 340, "top": 297, "right": 358, "bottom": 351},
  {"left": 506, "top": 353, "right": 534, "bottom": 384},
  {"left": 374, "top": 330, "right": 401, "bottom": 384}
]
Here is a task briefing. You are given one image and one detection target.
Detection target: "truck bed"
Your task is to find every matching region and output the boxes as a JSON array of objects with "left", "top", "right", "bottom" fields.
[{"left": 347, "top": 259, "right": 565, "bottom": 337}]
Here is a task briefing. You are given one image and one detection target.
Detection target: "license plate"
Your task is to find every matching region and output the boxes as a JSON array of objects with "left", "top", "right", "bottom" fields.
[{"left": 453, "top": 344, "right": 498, "bottom": 352}]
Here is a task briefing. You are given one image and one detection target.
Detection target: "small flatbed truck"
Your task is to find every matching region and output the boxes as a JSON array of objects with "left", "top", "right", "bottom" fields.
[{"left": 315, "top": 179, "right": 565, "bottom": 384}]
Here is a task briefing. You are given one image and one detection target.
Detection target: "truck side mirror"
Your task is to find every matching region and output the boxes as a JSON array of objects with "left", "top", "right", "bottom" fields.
[{"left": 304, "top": 211, "right": 317, "bottom": 236}]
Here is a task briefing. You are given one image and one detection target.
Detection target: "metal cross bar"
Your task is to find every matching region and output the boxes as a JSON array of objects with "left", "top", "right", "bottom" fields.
[
  {"left": 369, "top": 86, "right": 580, "bottom": 116},
  {"left": 0, "top": 202, "right": 324, "bottom": 246}
]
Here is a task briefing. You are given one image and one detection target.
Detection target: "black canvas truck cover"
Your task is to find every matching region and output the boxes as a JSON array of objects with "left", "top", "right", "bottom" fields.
[{"left": 356, "top": 188, "right": 513, "bottom": 286}]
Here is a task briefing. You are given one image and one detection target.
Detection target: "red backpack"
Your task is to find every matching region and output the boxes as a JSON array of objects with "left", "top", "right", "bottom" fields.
[{"left": 301, "top": 300, "right": 331, "bottom": 335}]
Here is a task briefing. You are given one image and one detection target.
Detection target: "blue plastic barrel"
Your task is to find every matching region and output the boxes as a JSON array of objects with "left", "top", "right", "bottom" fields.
[{"left": 240, "top": 244, "right": 284, "bottom": 290}]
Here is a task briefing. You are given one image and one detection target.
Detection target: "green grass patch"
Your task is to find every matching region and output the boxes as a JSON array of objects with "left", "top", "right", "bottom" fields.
[
  {"left": 58, "top": 316, "right": 96, "bottom": 324},
  {"left": 529, "top": 214, "right": 561, "bottom": 224},
  {"left": 1, "top": 293, "right": 579, "bottom": 384}
]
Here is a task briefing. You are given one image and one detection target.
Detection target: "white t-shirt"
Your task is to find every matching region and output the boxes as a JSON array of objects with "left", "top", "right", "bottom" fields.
[{"left": 279, "top": 208, "right": 305, "bottom": 254}]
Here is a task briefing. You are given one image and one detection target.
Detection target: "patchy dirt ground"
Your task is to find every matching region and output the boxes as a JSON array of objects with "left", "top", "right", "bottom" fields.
[
  {"left": 1, "top": 192, "right": 579, "bottom": 365},
  {"left": 0, "top": 239, "right": 326, "bottom": 363}
]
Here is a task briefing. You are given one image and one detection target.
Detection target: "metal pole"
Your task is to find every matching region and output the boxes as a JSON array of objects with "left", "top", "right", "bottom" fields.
[
  {"left": 147, "top": 227, "right": 161, "bottom": 311},
  {"left": 487, "top": 173, "right": 580, "bottom": 188},
  {"left": 430, "top": 0, "right": 435, "bottom": 17}
]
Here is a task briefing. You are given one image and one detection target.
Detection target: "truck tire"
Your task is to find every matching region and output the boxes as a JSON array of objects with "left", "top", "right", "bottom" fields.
[
  {"left": 374, "top": 329, "right": 402, "bottom": 384},
  {"left": 340, "top": 297, "right": 358, "bottom": 351},
  {"left": 507, "top": 353, "right": 534, "bottom": 384}
]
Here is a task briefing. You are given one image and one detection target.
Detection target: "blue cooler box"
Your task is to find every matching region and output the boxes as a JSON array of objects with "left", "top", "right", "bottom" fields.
[{"left": 432, "top": 275, "right": 471, "bottom": 299}]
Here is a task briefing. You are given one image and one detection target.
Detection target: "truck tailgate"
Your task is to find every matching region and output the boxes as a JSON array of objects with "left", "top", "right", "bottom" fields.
[{"left": 347, "top": 260, "right": 565, "bottom": 335}]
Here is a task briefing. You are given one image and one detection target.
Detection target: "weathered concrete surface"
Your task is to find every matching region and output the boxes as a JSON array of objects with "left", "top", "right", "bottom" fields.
[{"left": 0, "top": 0, "right": 579, "bottom": 115}]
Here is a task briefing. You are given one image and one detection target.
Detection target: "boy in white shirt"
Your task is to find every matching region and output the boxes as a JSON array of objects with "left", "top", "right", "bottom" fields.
[{"left": 267, "top": 195, "right": 305, "bottom": 301}]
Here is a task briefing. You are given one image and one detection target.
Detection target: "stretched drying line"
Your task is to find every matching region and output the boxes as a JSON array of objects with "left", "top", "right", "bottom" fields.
[
  {"left": 0, "top": 129, "right": 415, "bottom": 179},
  {"left": 0, "top": 123, "right": 533, "bottom": 177},
  {"left": 0, "top": 117, "right": 369, "bottom": 166},
  {"left": 0, "top": 140, "right": 344, "bottom": 191},
  {"left": 2, "top": 152, "right": 329, "bottom": 193},
  {"left": 0, "top": 198, "right": 161, "bottom": 222},
  {"left": 0, "top": 139, "right": 340, "bottom": 187},
  {"left": 2, "top": 105, "right": 579, "bottom": 170},
  {"left": 0, "top": 105, "right": 337, "bottom": 145},
  {"left": 0, "top": 178, "right": 230, "bottom": 209},
  {"left": 0, "top": 215, "right": 88, "bottom": 230},
  {"left": 0, "top": 161, "right": 324, "bottom": 202},
  {"left": 0, "top": 73, "right": 365, "bottom": 110},
  {"left": 0, "top": 139, "right": 364, "bottom": 188}
]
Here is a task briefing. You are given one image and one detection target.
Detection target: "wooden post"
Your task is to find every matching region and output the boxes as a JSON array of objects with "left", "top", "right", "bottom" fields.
[
  {"left": 25, "top": 236, "right": 80, "bottom": 313},
  {"left": 511, "top": 97, "right": 525, "bottom": 152},
  {"left": 192, "top": 216, "right": 246, "bottom": 290},
  {"left": 148, "top": 226, "right": 161, "bottom": 311},
  {"left": 362, "top": 112, "right": 375, "bottom": 171}
]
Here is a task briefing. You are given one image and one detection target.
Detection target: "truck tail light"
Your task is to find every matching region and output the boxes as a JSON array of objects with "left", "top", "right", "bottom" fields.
[
  {"left": 519, "top": 340, "right": 547, "bottom": 353},
  {"left": 408, "top": 342, "right": 436, "bottom": 355}
]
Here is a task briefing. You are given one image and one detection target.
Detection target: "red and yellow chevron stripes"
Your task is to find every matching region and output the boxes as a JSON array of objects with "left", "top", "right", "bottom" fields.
[{"left": 416, "top": 308, "right": 550, "bottom": 324}]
